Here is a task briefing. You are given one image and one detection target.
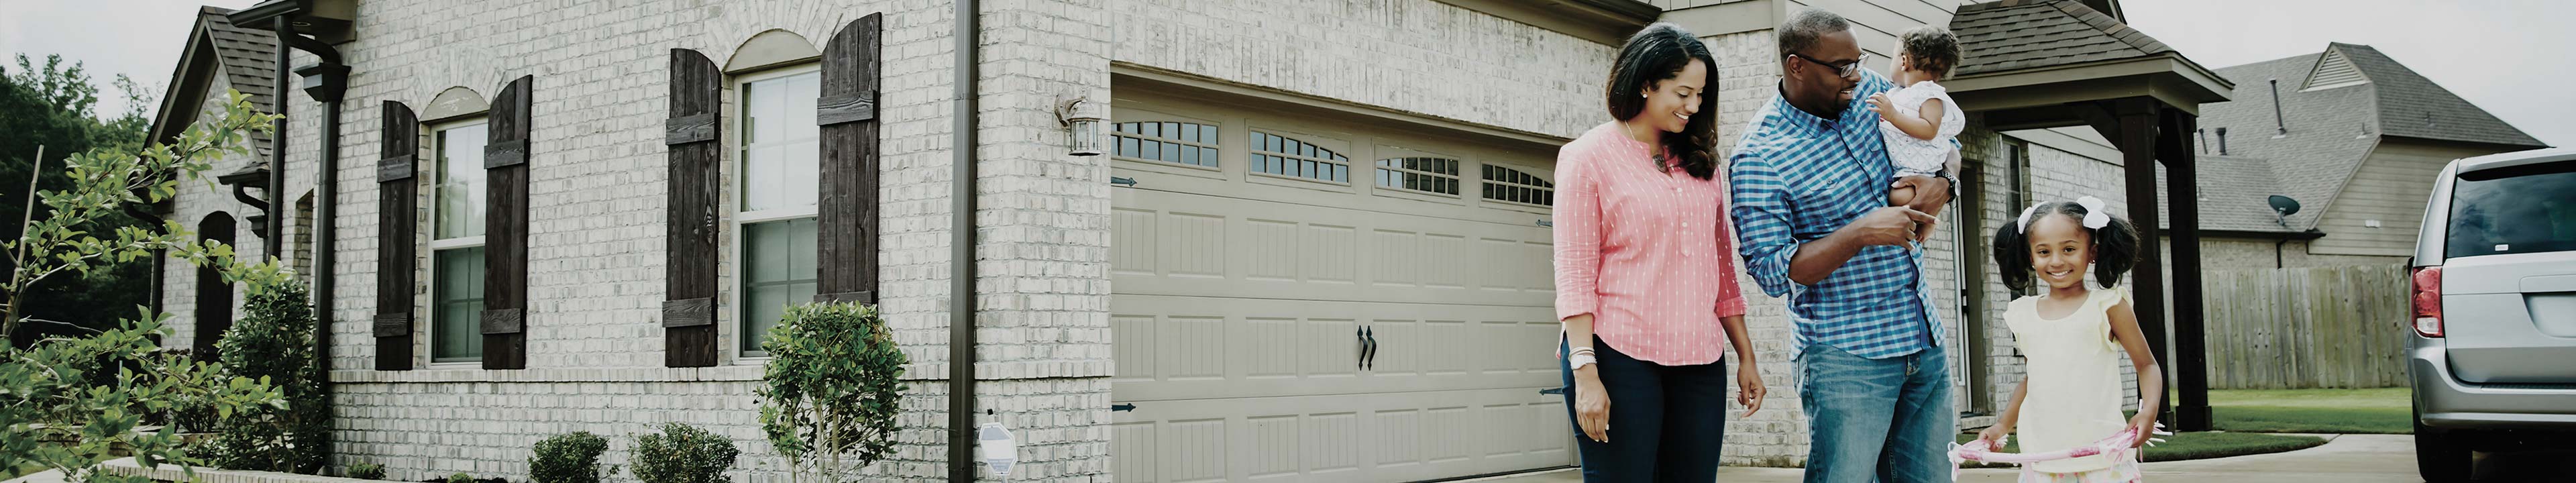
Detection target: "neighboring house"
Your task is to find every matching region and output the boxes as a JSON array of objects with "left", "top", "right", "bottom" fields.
[
  {"left": 2159, "top": 43, "right": 2551, "bottom": 270},
  {"left": 144, "top": 0, "right": 2248, "bottom": 480}
]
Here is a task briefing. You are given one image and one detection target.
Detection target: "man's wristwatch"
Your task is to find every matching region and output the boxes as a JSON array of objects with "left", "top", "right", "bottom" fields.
[{"left": 1933, "top": 167, "right": 1961, "bottom": 199}]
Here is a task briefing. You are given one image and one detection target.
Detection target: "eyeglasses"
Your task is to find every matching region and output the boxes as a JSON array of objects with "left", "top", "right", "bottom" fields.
[{"left": 1790, "top": 52, "right": 1870, "bottom": 78}]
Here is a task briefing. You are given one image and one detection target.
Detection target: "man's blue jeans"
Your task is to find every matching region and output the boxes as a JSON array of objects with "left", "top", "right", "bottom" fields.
[{"left": 1798, "top": 342, "right": 1953, "bottom": 483}]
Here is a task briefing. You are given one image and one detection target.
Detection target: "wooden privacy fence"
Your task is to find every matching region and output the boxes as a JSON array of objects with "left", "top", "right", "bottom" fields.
[{"left": 2200, "top": 264, "right": 2412, "bottom": 389}]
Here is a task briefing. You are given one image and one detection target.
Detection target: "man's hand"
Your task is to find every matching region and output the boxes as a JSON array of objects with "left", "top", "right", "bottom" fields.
[
  {"left": 1891, "top": 174, "right": 1951, "bottom": 210},
  {"left": 1848, "top": 206, "right": 1938, "bottom": 250}
]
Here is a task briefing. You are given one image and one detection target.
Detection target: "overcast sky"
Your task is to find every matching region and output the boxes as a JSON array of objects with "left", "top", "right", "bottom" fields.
[{"left": 3, "top": 0, "right": 2569, "bottom": 147}]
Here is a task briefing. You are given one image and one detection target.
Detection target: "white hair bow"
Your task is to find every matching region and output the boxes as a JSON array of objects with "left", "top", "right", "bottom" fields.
[{"left": 2017, "top": 196, "right": 2114, "bottom": 233}]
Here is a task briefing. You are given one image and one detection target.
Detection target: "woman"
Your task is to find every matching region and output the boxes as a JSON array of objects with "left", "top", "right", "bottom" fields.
[{"left": 1552, "top": 22, "right": 1762, "bottom": 482}]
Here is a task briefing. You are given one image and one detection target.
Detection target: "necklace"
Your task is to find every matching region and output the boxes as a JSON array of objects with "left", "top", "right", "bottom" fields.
[{"left": 1622, "top": 121, "right": 1672, "bottom": 173}]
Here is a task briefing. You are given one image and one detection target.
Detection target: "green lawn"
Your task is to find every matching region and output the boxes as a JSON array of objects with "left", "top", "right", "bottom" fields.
[
  {"left": 1951, "top": 431, "right": 2326, "bottom": 467},
  {"left": 2204, "top": 387, "right": 2412, "bottom": 434}
]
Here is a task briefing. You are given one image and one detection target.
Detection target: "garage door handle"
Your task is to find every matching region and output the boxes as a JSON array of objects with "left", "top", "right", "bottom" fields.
[
  {"left": 1111, "top": 176, "right": 1138, "bottom": 187},
  {"left": 1362, "top": 326, "right": 1378, "bottom": 370},
  {"left": 1111, "top": 403, "right": 1136, "bottom": 412},
  {"left": 1540, "top": 386, "right": 1566, "bottom": 396},
  {"left": 1536, "top": 219, "right": 1553, "bottom": 227}
]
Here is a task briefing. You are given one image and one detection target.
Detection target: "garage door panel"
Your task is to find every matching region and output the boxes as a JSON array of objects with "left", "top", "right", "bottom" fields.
[
  {"left": 1112, "top": 296, "right": 1558, "bottom": 402},
  {"left": 1113, "top": 189, "right": 1553, "bottom": 303},
  {"left": 1110, "top": 388, "right": 1576, "bottom": 483},
  {"left": 1115, "top": 167, "right": 1556, "bottom": 228}
]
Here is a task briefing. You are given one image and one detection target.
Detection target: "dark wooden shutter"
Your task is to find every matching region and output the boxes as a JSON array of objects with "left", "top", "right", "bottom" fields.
[
  {"left": 815, "top": 13, "right": 883, "bottom": 305},
  {"left": 664, "top": 50, "right": 721, "bottom": 367},
  {"left": 374, "top": 101, "right": 420, "bottom": 370},
  {"left": 482, "top": 75, "right": 533, "bottom": 370}
]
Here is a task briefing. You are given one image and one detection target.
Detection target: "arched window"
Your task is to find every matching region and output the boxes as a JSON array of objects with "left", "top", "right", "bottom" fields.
[
  {"left": 1250, "top": 131, "right": 1349, "bottom": 183},
  {"left": 1481, "top": 164, "right": 1555, "bottom": 207},
  {"left": 1375, "top": 157, "right": 1460, "bottom": 195},
  {"left": 193, "top": 212, "right": 236, "bottom": 362},
  {"left": 1114, "top": 121, "right": 1220, "bottom": 168}
]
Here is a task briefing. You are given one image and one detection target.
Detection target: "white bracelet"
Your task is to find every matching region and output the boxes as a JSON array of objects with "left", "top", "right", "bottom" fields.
[{"left": 1567, "top": 353, "right": 1598, "bottom": 370}]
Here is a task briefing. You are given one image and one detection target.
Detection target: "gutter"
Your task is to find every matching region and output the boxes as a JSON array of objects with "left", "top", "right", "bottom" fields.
[{"left": 947, "top": 0, "right": 981, "bottom": 480}]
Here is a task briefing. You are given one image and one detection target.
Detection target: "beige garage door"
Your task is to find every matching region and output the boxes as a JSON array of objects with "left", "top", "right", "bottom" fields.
[{"left": 1109, "top": 99, "right": 1575, "bottom": 483}]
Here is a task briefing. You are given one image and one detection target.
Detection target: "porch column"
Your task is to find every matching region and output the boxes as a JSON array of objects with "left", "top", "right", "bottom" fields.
[
  {"left": 2161, "top": 109, "right": 2212, "bottom": 431},
  {"left": 2112, "top": 98, "right": 2174, "bottom": 423}
]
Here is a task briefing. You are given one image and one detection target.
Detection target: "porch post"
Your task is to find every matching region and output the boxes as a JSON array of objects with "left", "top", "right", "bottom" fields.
[
  {"left": 2161, "top": 108, "right": 2212, "bottom": 431},
  {"left": 2113, "top": 98, "right": 2174, "bottom": 424}
]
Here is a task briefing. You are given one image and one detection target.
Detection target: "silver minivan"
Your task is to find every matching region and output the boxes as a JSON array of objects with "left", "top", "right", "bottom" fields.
[{"left": 2409, "top": 146, "right": 2576, "bottom": 482}]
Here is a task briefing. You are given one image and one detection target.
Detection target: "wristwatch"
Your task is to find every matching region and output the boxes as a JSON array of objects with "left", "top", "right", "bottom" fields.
[{"left": 1934, "top": 167, "right": 1962, "bottom": 199}]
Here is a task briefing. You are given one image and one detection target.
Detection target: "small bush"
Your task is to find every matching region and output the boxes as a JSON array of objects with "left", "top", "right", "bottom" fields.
[
  {"left": 529, "top": 431, "right": 612, "bottom": 483},
  {"left": 347, "top": 462, "right": 385, "bottom": 480},
  {"left": 206, "top": 275, "right": 329, "bottom": 474},
  {"left": 631, "top": 423, "right": 739, "bottom": 483},
  {"left": 757, "top": 302, "right": 907, "bottom": 482},
  {"left": 446, "top": 473, "right": 474, "bottom": 483}
]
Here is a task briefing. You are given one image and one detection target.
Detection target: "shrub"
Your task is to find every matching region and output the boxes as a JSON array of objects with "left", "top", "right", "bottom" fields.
[
  {"left": 446, "top": 473, "right": 474, "bottom": 483},
  {"left": 205, "top": 274, "right": 328, "bottom": 473},
  {"left": 630, "top": 423, "right": 738, "bottom": 483},
  {"left": 529, "top": 431, "right": 611, "bottom": 483},
  {"left": 0, "top": 316, "right": 284, "bottom": 483},
  {"left": 347, "top": 462, "right": 386, "bottom": 480},
  {"left": 756, "top": 302, "right": 906, "bottom": 483}
]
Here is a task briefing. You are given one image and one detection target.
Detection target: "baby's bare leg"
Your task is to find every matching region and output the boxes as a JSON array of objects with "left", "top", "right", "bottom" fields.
[{"left": 1889, "top": 184, "right": 1917, "bottom": 207}]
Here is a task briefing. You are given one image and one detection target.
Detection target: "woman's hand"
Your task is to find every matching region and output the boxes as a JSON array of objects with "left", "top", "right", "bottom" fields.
[
  {"left": 1976, "top": 423, "right": 2012, "bottom": 448},
  {"left": 1574, "top": 368, "right": 1611, "bottom": 443},
  {"left": 2128, "top": 413, "right": 2161, "bottom": 448},
  {"left": 1735, "top": 362, "right": 1765, "bottom": 417}
]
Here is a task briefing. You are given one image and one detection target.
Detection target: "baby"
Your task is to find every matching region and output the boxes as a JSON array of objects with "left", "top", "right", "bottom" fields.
[{"left": 1866, "top": 25, "right": 1966, "bottom": 241}]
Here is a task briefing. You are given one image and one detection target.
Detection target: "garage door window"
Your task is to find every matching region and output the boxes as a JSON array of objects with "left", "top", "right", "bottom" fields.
[
  {"left": 1251, "top": 131, "right": 1350, "bottom": 183},
  {"left": 1376, "top": 157, "right": 1460, "bottom": 195},
  {"left": 1115, "top": 121, "right": 1220, "bottom": 168},
  {"left": 1483, "top": 164, "right": 1554, "bottom": 207}
]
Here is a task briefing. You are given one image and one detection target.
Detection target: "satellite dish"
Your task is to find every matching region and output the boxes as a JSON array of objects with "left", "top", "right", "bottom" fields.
[
  {"left": 2268, "top": 195, "right": 2302, "bottom": 228},
  {"left": 2268, "top": 195, "right": 2301, "bottom": 217}
]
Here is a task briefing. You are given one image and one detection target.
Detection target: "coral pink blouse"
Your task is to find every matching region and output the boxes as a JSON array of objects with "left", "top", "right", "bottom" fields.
[{"left": 1552, "top": 122, "right": 1750, "bottom": 366}]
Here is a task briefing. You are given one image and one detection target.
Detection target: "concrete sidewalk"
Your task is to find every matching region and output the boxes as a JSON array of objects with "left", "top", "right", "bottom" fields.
[{"left": 1474, "top": 434, "right": 2447, "bottom": 483}]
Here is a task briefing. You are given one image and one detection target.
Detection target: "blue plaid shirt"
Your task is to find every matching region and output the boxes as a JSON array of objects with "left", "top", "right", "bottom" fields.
[{"left": 1728, "top": 69, "right": 1945, "bottom": 360}]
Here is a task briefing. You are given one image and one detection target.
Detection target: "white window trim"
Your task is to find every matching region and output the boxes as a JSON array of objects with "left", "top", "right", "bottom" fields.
[
  {"left": 729, "top": 64, "right": 822, "bottom": 362},
  {"left": 1112, "top": 120, "right": 1224, "bottom": 172},
  {"left": 425, "top": 119, "right": 489, "bottom": 366},
  {"left": 1248, "top": 129, "right": 1354, "bottom": 186},
  {"left": 1479, "top": 162, "right": 1557, "bottom": 211}
]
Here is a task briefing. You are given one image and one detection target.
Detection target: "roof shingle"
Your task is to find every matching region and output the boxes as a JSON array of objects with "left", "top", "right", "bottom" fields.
[{"left": 1951, "top": 0, "right": 2175, "bottom": 76}]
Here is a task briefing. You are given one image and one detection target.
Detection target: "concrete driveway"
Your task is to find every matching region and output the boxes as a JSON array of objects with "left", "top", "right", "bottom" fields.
[{"left": 1476, "top": 434, "right": 2576, "bottom": 482}]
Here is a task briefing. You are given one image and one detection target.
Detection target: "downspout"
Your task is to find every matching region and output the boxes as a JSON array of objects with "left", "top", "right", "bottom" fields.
[
  {"left": 292, "top": 53, "right": 350, "bottom": 429},
  {"left": 947, "top": 0, "right": 981, "bottom": 481},
  {"left": 267, "top": 17, "right": 291, "bottom": 258}
]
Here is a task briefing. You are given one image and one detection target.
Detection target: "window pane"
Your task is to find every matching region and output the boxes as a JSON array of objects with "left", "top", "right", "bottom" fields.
[
  {"left": 742, "top": 72, "right": 822, "bottom": 213},
  {"left": 741, "top": 218, "right": 820, "bottom": 354},
  {"left": 2448, "top": 162, "right": 2576, "bottom": 258},
  {"left": 434, "top": 124, "right": 489, "bottom": 240},
  {"left": 1200, "top": 125, "right": 1218, "bottom": 143},
  {"left": 431, "top": 247, "right": 486, "bottom": 362}
]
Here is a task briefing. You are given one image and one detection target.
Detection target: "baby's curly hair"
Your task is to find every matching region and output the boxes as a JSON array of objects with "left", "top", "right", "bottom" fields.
[{"left": 1900, "top": 25, "right": 1960, "bottom": 79}]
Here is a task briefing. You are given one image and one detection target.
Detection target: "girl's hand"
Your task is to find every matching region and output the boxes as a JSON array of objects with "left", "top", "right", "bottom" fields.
[
  {"left": 1735, "top": 362, "right": 1766, "bottom": 417},
  {"left": 1976, "top": 424, "right": 2011, "bottom": 448},
  {"left": 1574, "top": 370, "right": 1611, "bottom": 443},
  {"left": 2128, "top": 413, "right": 2161, "bottom": 448},
  {"left": 1866, "top": 93, "right": 1897, "bottom": 119}
]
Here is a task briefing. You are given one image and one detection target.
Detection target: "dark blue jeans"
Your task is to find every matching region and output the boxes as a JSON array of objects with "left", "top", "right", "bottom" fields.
[
  {"left": 1796, "top": 342, "right": 1953, "bottom": 483},
  {"left": 1559, "top": 337, "right": 1729, "bottom": 482}
]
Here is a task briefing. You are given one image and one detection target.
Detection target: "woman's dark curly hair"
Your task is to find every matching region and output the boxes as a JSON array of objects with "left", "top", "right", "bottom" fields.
[
  {"left": 1991, "top": 200, "right": 2141, "bottom": 292},
  {"left": 1606, "top": 23, "right": 1721, "bottom": 180}
]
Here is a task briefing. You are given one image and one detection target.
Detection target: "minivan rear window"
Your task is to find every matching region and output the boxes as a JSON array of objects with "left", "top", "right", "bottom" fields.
[{"left": 2447, "top": 160, "right": 2576, "bottom": 259}]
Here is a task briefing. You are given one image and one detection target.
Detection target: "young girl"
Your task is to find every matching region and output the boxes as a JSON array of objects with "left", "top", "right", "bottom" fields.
[
  {"left": 1866, "top": 25, "right": 1966, "bottom": 241},
  {"left": 1981, "top": 196, "right": 2165, "bottom": 483}
]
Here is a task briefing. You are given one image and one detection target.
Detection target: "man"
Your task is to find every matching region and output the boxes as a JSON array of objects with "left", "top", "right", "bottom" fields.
[{"left": 1728, "top": 8, "right": 1960, "bottom": 483}]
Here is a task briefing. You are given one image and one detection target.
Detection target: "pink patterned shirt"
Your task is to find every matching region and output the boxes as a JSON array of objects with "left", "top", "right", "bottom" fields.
[{"left": 1552, "top": 121, "right": 1750, "bottom": 366}]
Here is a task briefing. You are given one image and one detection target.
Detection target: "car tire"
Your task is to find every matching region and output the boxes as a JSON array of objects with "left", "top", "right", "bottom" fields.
[{"left": 2416, "top": 400, "right": 2473, "bottom": 482}]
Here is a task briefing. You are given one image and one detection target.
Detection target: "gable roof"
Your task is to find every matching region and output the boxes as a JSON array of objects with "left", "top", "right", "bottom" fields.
[
  {"left": 147, "top": 6, "right": 278, "bottom": 159},
  {"left": 1951, "top": 0, "right": 2177, "bottom": 77},
  {"left": 2166, "top": 43, "right": 2546, "bottom": 234},
  {"left": 2332, "top": 43, "right": 2546, "bottom": 148}
]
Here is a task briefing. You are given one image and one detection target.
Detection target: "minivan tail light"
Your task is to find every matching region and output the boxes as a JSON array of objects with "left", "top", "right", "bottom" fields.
[{"left": 2411, "top": 266, "right": 2443, "bottom": 337}]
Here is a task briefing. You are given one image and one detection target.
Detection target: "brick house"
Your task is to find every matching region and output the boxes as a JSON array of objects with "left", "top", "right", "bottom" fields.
[{"left": 143, "top": 0, "right": 2251, "bottom": 481}]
